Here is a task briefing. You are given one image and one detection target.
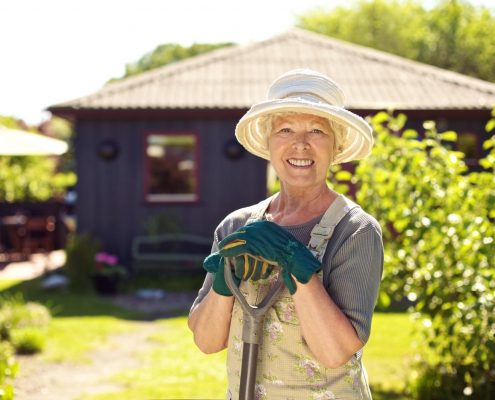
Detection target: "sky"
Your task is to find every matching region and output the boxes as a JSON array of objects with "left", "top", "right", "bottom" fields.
[{"left": 1, "top": 0, "right": 493, "bottom": 125}]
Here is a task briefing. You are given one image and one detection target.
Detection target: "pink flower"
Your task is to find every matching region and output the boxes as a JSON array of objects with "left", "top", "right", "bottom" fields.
[{"left": 95, "top": 252, "right": 118, "bottom": 265}]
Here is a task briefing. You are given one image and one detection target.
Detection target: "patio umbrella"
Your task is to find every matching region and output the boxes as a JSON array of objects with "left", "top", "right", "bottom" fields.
[{"left": 0, "top": 125, "right": 68, "bottom": 155}]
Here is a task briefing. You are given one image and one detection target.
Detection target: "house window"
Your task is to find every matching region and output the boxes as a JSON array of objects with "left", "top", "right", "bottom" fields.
[{"left": 145, "top": 133, "right": 199, "bottom": 202}]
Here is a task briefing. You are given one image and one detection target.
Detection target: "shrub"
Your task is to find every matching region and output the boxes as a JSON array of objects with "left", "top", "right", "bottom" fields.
[
  {"left": 0, "top": 341, "right": 17, "bottom": 400},
  {"left": 10, "top": 328, "right": 46, "bottom": 355},
  {"left": 352, "top": 111, "right": 495, "bottom": 399},
  {"left": 0, "top": 293, "right": 51, "bottom": 355},
  {"left": 64, "top": 232, "right": 101, "bottom": 292},
  {"left": 0, "top": 295, "right": 51, "bottom": 338}
]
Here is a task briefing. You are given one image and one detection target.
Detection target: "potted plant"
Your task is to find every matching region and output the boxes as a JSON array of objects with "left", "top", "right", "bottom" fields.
[{"left": 91, "top": 252, "right": 127, "bottom": 295}]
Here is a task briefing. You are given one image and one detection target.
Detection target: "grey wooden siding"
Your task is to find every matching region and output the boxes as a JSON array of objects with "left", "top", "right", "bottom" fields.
[
  {"left": 75, "top": 116, "right": 267, "bottom": 263},
  {"left": 74, "top": 110, "right": 490, "bottom": 264}
]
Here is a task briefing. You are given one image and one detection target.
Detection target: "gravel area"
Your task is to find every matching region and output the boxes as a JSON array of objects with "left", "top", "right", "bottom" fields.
[{"left": 111, "top": 291, "right": 198, "bottom": 317}]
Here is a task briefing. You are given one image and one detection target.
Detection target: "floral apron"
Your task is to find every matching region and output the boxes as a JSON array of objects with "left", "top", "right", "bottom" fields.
[{"left": 226, "top": 195, "right": 373, "bottom": 400}]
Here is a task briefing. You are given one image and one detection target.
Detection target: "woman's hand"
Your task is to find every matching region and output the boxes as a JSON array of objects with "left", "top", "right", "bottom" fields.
[
  {"left": 203, "top": 252, "right": 274, "bottom": 296},
  {"left": 203, "top": 252, "right": 240, "bottom": 296},
  {"left": 218, "top": 220, "right": 322, "bottom": 294}
]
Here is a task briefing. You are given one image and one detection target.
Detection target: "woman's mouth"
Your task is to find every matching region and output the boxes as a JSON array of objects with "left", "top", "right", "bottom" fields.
[{"left": 287, "top": 158, "right": 314, "bottom": 168}]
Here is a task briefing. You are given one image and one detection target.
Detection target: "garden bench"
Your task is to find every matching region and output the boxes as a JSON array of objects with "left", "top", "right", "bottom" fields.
[{"left": 131, "top": 233, "right": 212, "bottom": 272}]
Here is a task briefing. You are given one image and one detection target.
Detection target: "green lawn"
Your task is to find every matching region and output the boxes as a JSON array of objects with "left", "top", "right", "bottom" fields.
[
  {"left": 82, "top": 313, "right": 416, "bottom": 400},
  {"left": 365, "top": 313, "right": 416, "bottom": 399},
  {"left": 80, "top": 317, "right": 229, "bottom": 400},
  {"left": 1, "top": 277, "right": 416, "bottom": 399}
]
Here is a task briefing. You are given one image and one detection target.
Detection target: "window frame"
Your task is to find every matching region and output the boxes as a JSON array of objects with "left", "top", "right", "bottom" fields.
[{"left": 143, "top": 131, "right": 201, "bottom": 204}]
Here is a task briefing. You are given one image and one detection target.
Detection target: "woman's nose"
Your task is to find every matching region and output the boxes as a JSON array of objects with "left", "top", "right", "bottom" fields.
[{"left": 291, "top": 131, "right": 310, "bottom": 150}]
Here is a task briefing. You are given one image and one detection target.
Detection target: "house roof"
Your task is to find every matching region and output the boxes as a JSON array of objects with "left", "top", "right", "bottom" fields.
[{"left": 49, "top": 28, "right": 495, "bottom": 113}]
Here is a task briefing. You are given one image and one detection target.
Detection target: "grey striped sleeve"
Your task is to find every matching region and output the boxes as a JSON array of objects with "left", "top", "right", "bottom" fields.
[{"left": 326, "top": 225, "right": 383, "bottom": 344}]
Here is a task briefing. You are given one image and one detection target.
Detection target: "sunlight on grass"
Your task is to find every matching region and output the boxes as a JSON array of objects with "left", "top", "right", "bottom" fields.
[
  {"left": 80, "top": 317, "right": 227, "bottom": 400},
  {"left": 0, "top": 279, "right": 21, "bottom": 291},
  {"left": 364, "top": 313, "right": 417, "bottom": 399},
  {"left": 1, "top": 275, "right": 416, "bottom": 400},
  {"left": 81, "top": 313, "right": 417, "bottom": 400},
  {"left": 0, "top": 277, "right": 144, "bottom": 363},
  {"left": 45, "top": 317, "right": 138, "bottom": 363}
]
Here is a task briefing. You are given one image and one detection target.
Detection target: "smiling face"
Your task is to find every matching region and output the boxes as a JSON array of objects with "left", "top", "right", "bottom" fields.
[{"left": 267, "top": 112, "right": 335, "bottom": 191}]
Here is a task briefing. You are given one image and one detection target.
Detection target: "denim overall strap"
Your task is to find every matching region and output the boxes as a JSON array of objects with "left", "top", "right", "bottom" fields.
[{"left": 308, "top": 195, "right": 359, "bottom": 262}]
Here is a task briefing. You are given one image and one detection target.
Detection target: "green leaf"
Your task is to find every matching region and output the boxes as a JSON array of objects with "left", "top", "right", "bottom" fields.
[
  {"left": 335, "top": 170, "right": 352, "bottom": 181},
  {"left": 485, "top": 119, "right": 495, "bottom": 133},
  {"left": 372, "top": 111, "right": 390, "bottom": 125},
  {"left": 440, "top": 131, "right": 457, "bottom": 142},
  {"left": 482, "top": 137, "right": 495, "bottom": 150},
  {"left": 378, "top": 291, "right": 391, "bottom": 308},
  {"left": 403, "top": 129, "right": 418, "bottom": 139},
  {"left": 423, "top": 120, "right": 436, "bottom": 131}
]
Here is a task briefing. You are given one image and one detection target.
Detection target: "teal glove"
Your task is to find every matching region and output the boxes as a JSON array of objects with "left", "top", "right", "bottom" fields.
[
  {"left": 203, "top": 252, "right": 240, "bottom": 296},
  {"left": 233, "top": 253, "right": 274, "bottom": 281},
  {"left": 203, "top": 252, "right": 274, "bottom": 296},
  {"left": 218, "top": 220, "right": 322, "bottom": 294}
]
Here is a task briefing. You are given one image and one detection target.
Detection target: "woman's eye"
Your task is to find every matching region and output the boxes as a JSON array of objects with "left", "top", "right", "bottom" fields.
[
  {"left": 278, "top": 128, "right": 292, "bottom": 134},
  {"left": 310, "top": 129, "right": 324, "bottom": 134}
]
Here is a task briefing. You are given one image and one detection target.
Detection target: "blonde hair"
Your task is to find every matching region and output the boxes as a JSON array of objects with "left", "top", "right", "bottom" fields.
[{"left": 261, "top": 112, "right": 345, "bottom": 163}]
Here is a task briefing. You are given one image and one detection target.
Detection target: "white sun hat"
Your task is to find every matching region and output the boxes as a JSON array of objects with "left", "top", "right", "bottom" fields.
[{"left": 235, "top": 69, "right": 374, "bottom": 164}]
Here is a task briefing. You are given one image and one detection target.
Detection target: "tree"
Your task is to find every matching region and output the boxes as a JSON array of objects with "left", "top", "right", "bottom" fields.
[
  {"left": 110, "top": 42, "right": 234, "bottom": 82},
  {"left": 0, "top": 116, "right": 76, "bottom": 202},
  {"left": 297, "top": 0, "right": 495, "bottom": 82}
]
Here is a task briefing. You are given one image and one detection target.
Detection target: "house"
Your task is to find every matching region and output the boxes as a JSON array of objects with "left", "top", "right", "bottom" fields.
[{"left": 48, "top": 28, "right": 495, "bottom": 264}]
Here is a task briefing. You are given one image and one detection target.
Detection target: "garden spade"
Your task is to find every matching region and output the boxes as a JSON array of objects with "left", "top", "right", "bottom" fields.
[{"left": 224, "top": 257, "right": 284, "bottom": 400}]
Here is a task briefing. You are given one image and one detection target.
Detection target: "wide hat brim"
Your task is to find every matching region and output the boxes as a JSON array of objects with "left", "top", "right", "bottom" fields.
[{"left": 235, "top": 97, "right": 373, "bottom": 165}]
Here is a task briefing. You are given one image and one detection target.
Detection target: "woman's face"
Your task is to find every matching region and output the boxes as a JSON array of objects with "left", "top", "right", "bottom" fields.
[{"left": 268, "top": 113, "right": 334, "bottom": 190}]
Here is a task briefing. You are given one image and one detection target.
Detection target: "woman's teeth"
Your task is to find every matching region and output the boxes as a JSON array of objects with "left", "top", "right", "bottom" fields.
[{"left": 287, "top": 159, "right": 314, "bottom": 167}]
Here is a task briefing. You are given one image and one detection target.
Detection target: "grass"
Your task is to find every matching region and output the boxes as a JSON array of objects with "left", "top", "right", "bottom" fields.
[
  {"left": 0, "top": 277, "right": 145, "bottom": 362},
  {"left": 79, "top": 317, "right": 228, "bottom": 400},
  {"left": 79, "top": 313, "right": 416, "bottom": 400},
  {"left": 45, "top": 317, "right": 138, "bottom": 362},
  {"left": 0, "top": 279, "right": 20, "bottom": 291},
  {"left": 1, "top": 276, "right": 416, "bottom": 399},
  {"left": 365, "top": 313, "right": 417, "bottom": 399}
]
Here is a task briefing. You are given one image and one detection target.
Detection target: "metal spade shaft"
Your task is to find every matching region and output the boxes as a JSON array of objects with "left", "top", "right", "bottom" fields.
[{"left": 224, "top": 258, "right": 284, "bottom": 400}]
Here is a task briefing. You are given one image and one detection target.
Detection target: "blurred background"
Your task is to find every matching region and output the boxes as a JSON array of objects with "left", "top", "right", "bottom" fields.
[{"left": 0, "top": 1, "right": 494, "bottom": 399}]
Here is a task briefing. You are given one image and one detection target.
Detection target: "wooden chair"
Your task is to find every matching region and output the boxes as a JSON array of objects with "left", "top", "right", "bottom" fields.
[{"left": 24, "top": 216, "right": 56, "bottom": 253}]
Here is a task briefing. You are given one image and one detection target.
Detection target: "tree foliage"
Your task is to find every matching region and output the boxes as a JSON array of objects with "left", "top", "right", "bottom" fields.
[
  {"left": 349, "top": 111, "right": 495, "bottom": 398},
  {"left": 297, "top": 0, "right": 495, "bottom": 82},
  {"left": 111, "top": 42, "right": 234, "bottom": 82},
  {"left": 0, "top": 117, "right": 76, "bottom": 202}
]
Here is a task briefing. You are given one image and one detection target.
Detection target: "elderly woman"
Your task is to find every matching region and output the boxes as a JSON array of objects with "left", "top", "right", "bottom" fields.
[{"left": 188, "top": 69, "right": 383, "bottom": 399}]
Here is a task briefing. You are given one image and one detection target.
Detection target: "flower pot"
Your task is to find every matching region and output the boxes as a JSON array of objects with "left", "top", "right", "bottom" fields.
[{"left": 92, "top": 275, "right": 120, "bottom": 295}]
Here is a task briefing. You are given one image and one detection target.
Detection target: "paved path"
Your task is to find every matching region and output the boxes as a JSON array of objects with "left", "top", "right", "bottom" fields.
[{"left": 0, "top": 250, "right": 65, "bottom": 280}]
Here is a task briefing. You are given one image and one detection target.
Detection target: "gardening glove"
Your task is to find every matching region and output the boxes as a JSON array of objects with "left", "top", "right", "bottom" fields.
[
  {"left": 232, "top": 253, "right": 274, "bottom": 281},
  {"left": 218, "top": 220, "right": 322, "bottom": 294},
  {"left": 203, "top": 252, "right": 240, "bottom": 296},
  {"left": 203, "top": 252, "right": 274, "bottom": 296}
]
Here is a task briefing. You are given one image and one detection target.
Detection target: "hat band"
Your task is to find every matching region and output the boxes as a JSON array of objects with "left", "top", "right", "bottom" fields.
[{"left": 281, "top": 92, "right": 329, "bottom": 105}]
